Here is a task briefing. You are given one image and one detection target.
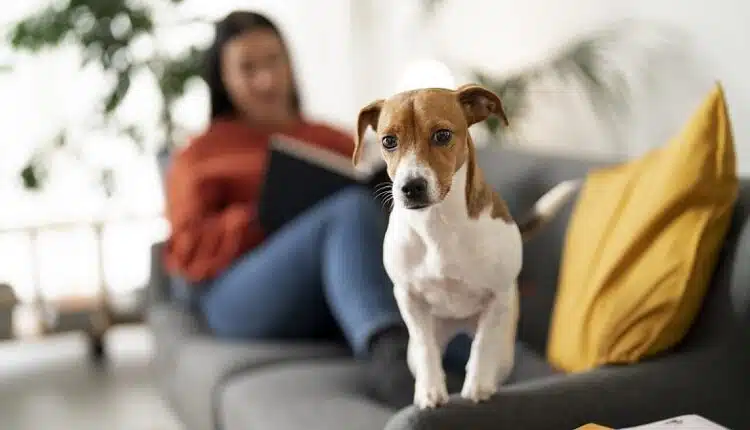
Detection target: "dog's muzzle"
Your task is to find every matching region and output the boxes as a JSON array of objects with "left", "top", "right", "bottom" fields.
[{"left": 400, "top": 176, "right": 431, "bottom": 210}]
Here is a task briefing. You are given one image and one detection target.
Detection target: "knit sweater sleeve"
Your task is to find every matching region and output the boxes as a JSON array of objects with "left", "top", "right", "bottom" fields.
[{"left": 163, "top": 152, "right": 264, "bottom": 283}]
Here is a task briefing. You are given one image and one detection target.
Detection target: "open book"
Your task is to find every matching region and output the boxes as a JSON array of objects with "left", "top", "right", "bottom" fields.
[
  {"left": 618, "top": 415, "right": 729, "bottom": 430},
  {"left": 257, "top": 134, "right": 390, "bottom": 234}
]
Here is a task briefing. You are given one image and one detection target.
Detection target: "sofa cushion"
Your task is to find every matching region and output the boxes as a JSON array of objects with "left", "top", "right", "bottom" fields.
[
  {"left": 152, "top": 302, "right": 349, "bottom": 430},
  {"left": 547, "top": 83, "right": 739, "bottom": 373},
  {"left": 218, "top": 342, "right": 558, "bottom": 430},
  {"left": 220, "top": 359, "right": 392, "bottom": 430}
]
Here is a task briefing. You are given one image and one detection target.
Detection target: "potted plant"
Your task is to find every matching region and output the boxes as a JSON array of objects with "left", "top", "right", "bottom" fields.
[{"left": 0, "top": 283, "right": 19, "bottom": 340}]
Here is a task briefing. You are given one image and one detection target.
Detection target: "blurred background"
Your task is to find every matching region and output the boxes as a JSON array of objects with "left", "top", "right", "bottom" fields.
[{"left": 0, "top": 0, "right": 747, "bottom": 428}]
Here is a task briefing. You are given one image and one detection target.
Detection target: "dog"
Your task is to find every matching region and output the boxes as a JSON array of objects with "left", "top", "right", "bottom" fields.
[{"left": 352, "top": 84, "right": 580, "bottom": 409}]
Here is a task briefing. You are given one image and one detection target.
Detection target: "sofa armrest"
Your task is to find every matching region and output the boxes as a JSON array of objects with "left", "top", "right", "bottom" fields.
[
  {"left": 385, "top": 344, "right": 750, "bottom": 430},
  {"left": 730, "top": 217, "right": 750, "bottom": 330},
  {"left": 147, "top": 241, "right": 172, "bottom": 305}
]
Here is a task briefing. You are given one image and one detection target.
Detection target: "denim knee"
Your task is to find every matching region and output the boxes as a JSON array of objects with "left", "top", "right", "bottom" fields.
[{"left": 331, "top": 186, "right": 381, "bottom": 216}]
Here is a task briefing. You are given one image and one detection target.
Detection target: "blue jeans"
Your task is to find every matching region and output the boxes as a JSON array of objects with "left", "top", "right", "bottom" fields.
[
  {"left": 197, "top": 186, "right": 404, "bottom": 357},
  {"left": 179, "top": 186, "right": 472, "bottom": 368}
]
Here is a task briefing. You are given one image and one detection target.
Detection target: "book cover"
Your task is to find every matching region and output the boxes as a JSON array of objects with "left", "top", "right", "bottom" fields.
[{"left": 257, "top": 134, "right": 391, "bottom": 234}]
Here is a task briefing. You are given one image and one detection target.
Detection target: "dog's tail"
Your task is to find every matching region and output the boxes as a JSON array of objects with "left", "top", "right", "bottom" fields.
[{"left": 518, "top": 179, "right": 582, "bottom": 241}]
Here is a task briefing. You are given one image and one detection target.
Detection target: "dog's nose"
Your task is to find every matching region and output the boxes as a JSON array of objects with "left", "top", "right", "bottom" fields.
[{"left": 401, "top": 177, "right": 428, "bottom": 201}]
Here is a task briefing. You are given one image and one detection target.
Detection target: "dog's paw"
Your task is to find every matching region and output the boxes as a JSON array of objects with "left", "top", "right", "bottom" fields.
[
  {"left": 414, "top": 377, "right": 449, "bottom": 409},
  {"left": 460, "top": 378, "right": 497, "bottom": 403}
]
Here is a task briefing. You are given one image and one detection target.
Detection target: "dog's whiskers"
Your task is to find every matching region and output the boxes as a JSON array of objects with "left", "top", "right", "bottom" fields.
[
  {"left": 373, "top": 181, "right": 394, "bottom": 211},
  {"left": 382, "top": 195, "right": 394, "bottom": 211},
  {"left": 374, "top": 182, "right": 392, "bottom": 192}
]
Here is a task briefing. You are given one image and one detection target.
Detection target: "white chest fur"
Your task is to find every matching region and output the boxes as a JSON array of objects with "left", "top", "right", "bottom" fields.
[{"left": 383, "top": 164, "right": 523, "bottom": 320}]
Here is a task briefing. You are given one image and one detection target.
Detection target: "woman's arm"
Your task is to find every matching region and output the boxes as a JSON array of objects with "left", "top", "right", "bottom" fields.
[{"left": 163, "top": 154, "right": 264, "bottom": 283}]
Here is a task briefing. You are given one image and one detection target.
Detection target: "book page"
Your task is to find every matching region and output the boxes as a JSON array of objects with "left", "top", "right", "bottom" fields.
[
  {"left": 270, "top": 134, "right": 385, "bottom": 181},
  {"left": 619, "top": 415, "right": 729, "bottom": 430}
]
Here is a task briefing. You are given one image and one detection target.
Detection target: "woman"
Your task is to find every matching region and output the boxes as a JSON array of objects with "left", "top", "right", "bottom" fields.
[{"left": 163, "top": 10, "right": 418, "bottom": 407}]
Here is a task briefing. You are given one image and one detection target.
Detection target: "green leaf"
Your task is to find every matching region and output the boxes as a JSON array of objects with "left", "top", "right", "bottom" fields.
[
  {"left": 20, "top": 158, "right": 47, "bottom": 191},
  {"left": 53, "top": 132, "right": 67, "bottom": 148},
  {"left": 100, "top": 168, "right": 116, "bottom": 198},
  {"left": 84, "top": 0, "right": 129, "bottom": 20},
  {"left": 128, "top": 8, "right": 154, "bottom": 34},
  {"left": 104, "top": 72, "right": 131, "bottom": 113},
  {"left": 158, "top": 47, "right": 206, "bottom": 107},
  {"left": 120, "top": 125, "right": 146, "bottom": 152},
  {"left": 7, "top": 6, "right": 75, "bottom": 52}
]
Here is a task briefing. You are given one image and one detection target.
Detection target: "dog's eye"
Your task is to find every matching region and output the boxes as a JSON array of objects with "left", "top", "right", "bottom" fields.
[
  {"left": 432, "top": 129, "right": 453, "bottom": 146},
  {"left": 381, "top": 135, "right": 398, "bottom": 150}
]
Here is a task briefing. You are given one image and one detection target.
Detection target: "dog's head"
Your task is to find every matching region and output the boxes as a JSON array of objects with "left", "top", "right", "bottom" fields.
[{"left": 353, "top": 84, "right": 508, "bottom": 210}]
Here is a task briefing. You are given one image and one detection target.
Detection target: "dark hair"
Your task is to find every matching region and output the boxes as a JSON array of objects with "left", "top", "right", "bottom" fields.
[{"left": 204, "top": 11, "right": 302, "bottom": 120}]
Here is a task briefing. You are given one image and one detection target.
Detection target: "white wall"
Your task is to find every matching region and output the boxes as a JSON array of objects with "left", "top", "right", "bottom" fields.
[
  {"left": 173, "top": 0, "right": 357, "bottom": 132},
  {"left": 624, "top": 0, "right": 750, "bottom": 168},
  {"left": 347, "top": 0, "right": 750, "bottom": 173}
]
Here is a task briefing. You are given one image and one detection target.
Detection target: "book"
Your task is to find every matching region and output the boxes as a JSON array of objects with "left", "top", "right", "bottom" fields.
[
  {"left": 618, "top": 415, "right": 729, "bottom": 430},
  {"left": 257, "top": 134, "right": 391, "bottom": 234},
  {"left": 578, "top": 415, "right": 729, "bottom": 430}
]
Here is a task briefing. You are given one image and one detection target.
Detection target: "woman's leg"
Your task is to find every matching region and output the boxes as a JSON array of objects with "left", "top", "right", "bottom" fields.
[
  {"left": 199, "top": 185, "right": 414, "bottom": 407},
  {"left": 199, "top": 186, "right": 403, "bottom": 347},
  {"left": 317, "top": 187, "right": 404, "bottom": 356}
]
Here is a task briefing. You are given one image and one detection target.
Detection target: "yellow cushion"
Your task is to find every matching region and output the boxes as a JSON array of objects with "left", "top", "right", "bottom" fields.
[{"left": 546, "top": 83, "right": 738, "bottom": 373}]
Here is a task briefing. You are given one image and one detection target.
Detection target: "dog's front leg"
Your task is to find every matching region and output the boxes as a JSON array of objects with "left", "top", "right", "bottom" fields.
[
  {"left": 461, "top": 288, "right": 519, "bottom": 403},
  {"left": 393, "top": 285, "right": 448, "bottom": 409}
]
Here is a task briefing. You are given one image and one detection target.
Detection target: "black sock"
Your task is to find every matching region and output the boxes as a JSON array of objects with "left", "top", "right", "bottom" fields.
[
  {"left": 366, "top": 326, "right": 415, "bottom": 409},
  {"left": 366, "top": 326, "right": 466, "bottom": 408}
]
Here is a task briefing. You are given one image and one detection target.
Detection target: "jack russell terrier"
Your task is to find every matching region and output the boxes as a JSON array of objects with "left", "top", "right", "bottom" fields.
[{"left": 352, "top": 84, "right": 580, "bottom": 409}]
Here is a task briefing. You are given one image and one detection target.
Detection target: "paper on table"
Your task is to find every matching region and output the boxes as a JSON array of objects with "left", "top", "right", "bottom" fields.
[{"left": 618, "top": 415, "right": 729, "bottom": 430}]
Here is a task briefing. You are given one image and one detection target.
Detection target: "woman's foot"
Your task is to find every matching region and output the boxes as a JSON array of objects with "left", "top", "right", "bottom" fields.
[
  {"left": 367, "top": 326, "right": 414, "bottom": 409},
  {"left": 366, "top": 326, "right": 464, "bottom": 409}
]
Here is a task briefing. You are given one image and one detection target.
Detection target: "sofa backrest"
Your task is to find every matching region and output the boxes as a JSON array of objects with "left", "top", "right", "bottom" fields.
[
  {"left": 477, "top": 145, "right": 750, "bottom": 355},
  {"left": 478, "top": 145, "right": 616, "bottom": 354}
]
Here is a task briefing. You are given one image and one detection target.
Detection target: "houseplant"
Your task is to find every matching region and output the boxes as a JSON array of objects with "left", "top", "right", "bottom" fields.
[{"left": 6, "top": 0, "right": 208, "bottom": 192}]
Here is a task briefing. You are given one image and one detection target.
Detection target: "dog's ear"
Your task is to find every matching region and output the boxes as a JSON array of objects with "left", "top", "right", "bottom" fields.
[
  {"left": 456, "top": 84, "right": 508, "bottom": 126},
  {"left": 353, "top": 99, "right": 384, "bottom": 166}
]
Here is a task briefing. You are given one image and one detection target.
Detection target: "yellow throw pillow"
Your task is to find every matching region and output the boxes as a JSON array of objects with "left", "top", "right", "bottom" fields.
[{"left": 546, "top": 83, "right": 738, "bottom": 373}]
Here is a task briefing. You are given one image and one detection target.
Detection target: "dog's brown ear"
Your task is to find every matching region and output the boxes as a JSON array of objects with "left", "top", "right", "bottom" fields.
[
  {"left": 353, "top": 99, "right": 384, "bottom": 166},
  {"left": 456, "top": 84, "right": 508, "bottom": 126}
]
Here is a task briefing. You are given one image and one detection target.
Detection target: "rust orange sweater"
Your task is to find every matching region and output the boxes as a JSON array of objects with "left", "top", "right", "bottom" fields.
[{"left": 164, "top": 117, "right": 354, "bottom": 283}]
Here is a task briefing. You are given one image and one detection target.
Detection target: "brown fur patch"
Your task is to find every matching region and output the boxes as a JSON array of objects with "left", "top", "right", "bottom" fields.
[{"left": 491, "top": 193, "right": 513, "bottom": 221}]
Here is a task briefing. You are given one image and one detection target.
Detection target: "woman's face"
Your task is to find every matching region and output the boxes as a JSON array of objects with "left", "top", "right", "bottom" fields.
[{"left": 220, "top": 28, "right": 295, "bottom": 126}]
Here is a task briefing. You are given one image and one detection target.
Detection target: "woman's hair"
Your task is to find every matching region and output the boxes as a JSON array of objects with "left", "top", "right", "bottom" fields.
[{"left": 204, "top": 11, "right": 302, "bottom": 120}]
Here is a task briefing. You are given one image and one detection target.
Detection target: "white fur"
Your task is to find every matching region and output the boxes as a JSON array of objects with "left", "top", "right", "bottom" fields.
[
  {"left": 392, "top": 151, "right": 440, "bottom": 204},
  {"left": 384, "top": 161, "right": 522, "bottom": 408}
]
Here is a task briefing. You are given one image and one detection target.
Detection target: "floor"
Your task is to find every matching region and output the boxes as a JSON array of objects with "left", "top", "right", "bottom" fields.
[{"left": 0, "top": 325, "right": 183, "bottom": 430}]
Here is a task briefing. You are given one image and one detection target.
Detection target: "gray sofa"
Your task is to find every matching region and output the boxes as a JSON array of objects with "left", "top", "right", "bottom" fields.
[{"left": 146, "top": 145, "right": 750, "bottom": 430}]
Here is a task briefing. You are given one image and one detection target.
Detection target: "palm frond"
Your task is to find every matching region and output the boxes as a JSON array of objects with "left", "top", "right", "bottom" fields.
[{"left": 471, "top": 19, "right": 693, "bottom": 147}]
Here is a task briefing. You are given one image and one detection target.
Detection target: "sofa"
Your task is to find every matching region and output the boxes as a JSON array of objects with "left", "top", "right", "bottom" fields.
[{"left": 146, "top": 145, "right": 750, "bottom": 430}]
